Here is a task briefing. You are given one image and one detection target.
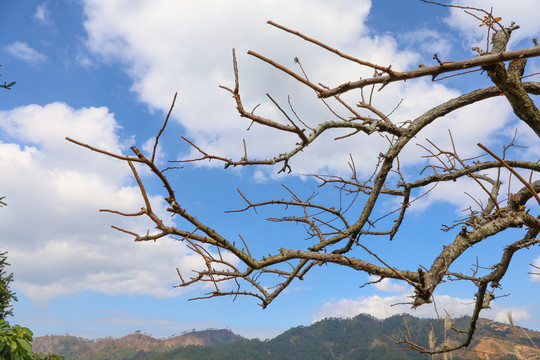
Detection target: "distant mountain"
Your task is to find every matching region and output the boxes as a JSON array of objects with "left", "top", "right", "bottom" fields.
[
  {"left": 32, "top": 315, "right": 540, "bottom": 360},
  {"left": 32, "top": 329, "right": 243, "bottom": 360}
]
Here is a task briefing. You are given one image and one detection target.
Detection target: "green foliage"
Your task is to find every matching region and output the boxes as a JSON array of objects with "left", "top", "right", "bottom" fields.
[
  {"left": 0, "top": 251, "right": 18, "bottom": 320},
  {"left": 0, "top": 254, "right": 64, "bottom": 359},
  {"left": 0, "top": 320, "right": 65, "bottom": 360},
  {"left": 125, "top": 315, "right": 538, "bottom": 360},
  {"left": 0, "top": 320, "right": 35, "bottom": 359},
  {"left": 32, "top": 354, "right": 65, "bottom": 360}
]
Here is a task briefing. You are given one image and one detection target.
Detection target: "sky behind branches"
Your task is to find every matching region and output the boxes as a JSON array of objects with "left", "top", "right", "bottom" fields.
[{"left": 0, "top": 0, "right": 539, "bottom": 340}]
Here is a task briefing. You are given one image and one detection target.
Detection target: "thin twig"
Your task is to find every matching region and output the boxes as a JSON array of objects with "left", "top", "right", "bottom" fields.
[
  {"left": 478, "top": 143, "right": 540, "bottom": 206},
  {"left": 152, "top": 92, "right": 178, "bottom": 163}
]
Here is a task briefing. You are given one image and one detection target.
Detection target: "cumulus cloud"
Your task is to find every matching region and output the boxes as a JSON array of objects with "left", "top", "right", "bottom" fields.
[
  {"left": 79, "top": 0, "right": 530, "bottom": 209},
  {"left": 5, "top": 42, "right": 47, "bottom": 64},
  {"left": 315, "top": 292, "right": 476, "bottom": 321},
  {"left": 0, "top": 103, "right": 233, "bottom": 306},
  {"left": 367, "top": 275, "right": 408, "bottom": 292},
  {"left": 82, "top": 0, "right": 455, "bottom": 177},
  {"left": 494, "top": 309, "right": 531, "bottom": 323},
  {"left": 447, "top": 0, "right": 540, "bottom": 49},
  {"left": 315, "top": 291, "right": 532, "bottom": 326}
]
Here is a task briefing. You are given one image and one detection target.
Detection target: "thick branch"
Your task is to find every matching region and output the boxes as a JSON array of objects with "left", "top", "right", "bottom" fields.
[
  {"left": 319, "top": 46, "right": 540, "bottom": 97},
  {"left": 415, "top": 210, "right": 539, "bottom": 307},
  {"left": 484, "top": 59, "right": 540, "bottom": 136}
]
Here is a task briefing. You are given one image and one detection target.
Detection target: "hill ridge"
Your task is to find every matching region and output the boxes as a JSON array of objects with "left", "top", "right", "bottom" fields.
[
  {"left": 33, "top": 328, "right": 243, "bottom": 359},
  {"left": 32, "top": 315, "right": 540, "bottom": 360}
]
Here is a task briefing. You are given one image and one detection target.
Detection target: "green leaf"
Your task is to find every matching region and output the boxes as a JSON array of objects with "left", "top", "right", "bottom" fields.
[{"left": 16, "top": 337, "right": 32, "bottom": 353}]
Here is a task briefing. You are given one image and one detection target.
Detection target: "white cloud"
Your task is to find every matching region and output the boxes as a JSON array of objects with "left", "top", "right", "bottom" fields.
[
  {"left": 400, "top": 28, "right": 453, "bottom": 58},
  {"left": 393, "top": 85, "right": 540, "bottom": 214},
  {"left": 513, "top": 119, "right": 540, "bottom": 162},
  {"left": 79, "top": 0, "right": 528, "bottom": 192},
  {"left": 77, "top": 56, "right": 93, "bottom": 68},
  {"left": 142, "top": 136, "right": 165, "bottom": 166},
  {"left": 34, "top": 3, "right": 51, "bottom": 25},
  {"left": 494, "top": 309, "right": 531, "bottom": 323},
  {"left": 401, "top": 85, "right": 512, "bottom": 159},
  {"left": 0, "top": 103, "right": 235, "bottom": 306},
  {"left": 447, "top": 0, "right": 540, "bottom": 50},
  {"left": 368, "top": 275, "right": 408, "bottom": 292},
  {"left": 5, "top": 42, "right": 47, "bottom": 65},
  {"left": 83, "top": 0, "right": 462, "bottom": 178},
  {"left": 405, "top": 176, "right": 494, "bottom": 215},
  {"left": 315, "top": 292, "right": 476, "bottom": 321},
  {"left": 315, "top": 291, "right": 532, "bottom": 326}
]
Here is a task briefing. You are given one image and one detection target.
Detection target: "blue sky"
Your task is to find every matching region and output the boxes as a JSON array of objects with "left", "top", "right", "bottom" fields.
[{"left": 0, "top": 0, "right": 539, "bottom": 340}]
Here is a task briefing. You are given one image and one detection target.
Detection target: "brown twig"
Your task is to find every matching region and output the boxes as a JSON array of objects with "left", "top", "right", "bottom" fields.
[
  {"left": 478, "top": 143, "right": 540, "bottom": 206},
  {"left": 152, "top": 92, "right": 178, "bottom": 163},
  {"left": 267, "top": 20, "right": 398, "bottom": 76},
  {"left": 66, "top": 137, "right": 143, "bottom": 162}
]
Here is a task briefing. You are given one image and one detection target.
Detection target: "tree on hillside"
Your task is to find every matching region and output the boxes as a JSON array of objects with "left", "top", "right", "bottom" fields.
[
  {"left": 0, "top": 254, "right": 65, "bottom": 359},
  {"left": 0, "top": 252, "right": 17, "bottom": 321},
  {"left": 69, "top": 3, "right": 540, "bottom": 355}
]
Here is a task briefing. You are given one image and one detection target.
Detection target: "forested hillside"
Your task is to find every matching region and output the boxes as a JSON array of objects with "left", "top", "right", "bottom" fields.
[{"left": 33, "top": 315, "right": 540, "bottom": 360}]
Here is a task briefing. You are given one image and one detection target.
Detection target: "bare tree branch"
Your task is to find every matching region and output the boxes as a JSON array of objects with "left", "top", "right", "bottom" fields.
[{"left": 70, "top": 9, "right": 540, "bottom": 356}]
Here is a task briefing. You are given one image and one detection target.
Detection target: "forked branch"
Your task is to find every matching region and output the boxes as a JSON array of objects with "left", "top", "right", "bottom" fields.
[{"left": 70, "top": 12, "right": 540, "bottom": 356}]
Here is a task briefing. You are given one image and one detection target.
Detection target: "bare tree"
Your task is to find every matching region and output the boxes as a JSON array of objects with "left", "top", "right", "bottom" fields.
[{"left": 68, "top": 4, "right": 540, "bottom": 355}]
